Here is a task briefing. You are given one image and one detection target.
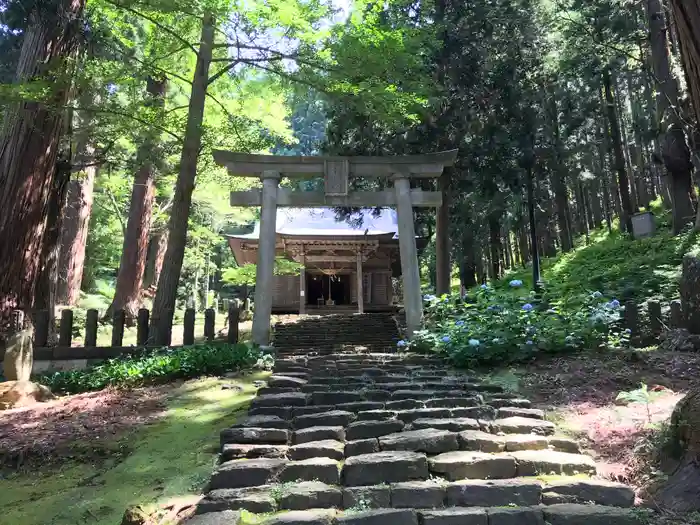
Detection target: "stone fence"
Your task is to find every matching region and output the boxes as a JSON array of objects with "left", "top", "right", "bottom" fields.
[{"left": 1, "top": 305, "right": 242, "bottom": 367}]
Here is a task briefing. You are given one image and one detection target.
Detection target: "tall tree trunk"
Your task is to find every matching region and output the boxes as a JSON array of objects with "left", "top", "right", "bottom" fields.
[
  {"left": 548, "top": 91, "right": 573, "bottom": 252},
  {"left": 669, "top": 0, "right": 700, "bottom": 229},
  {"left": 435, "top": 173, "right": 451, "bottom": 295},
  {"left": 56, "top": 121, "right": 97, "bottom": 305},
  {"left": 615, "top": 80, "right": 639, "bottom": 212},
  {"left": 107, "top": 77, "right": 167, "bottom": 321},
  {"left": 648, "top": 0, "right": 695, "bottom": 233},
  {"left": 459, "top": 217, "right": 477, "bottom": 289},
  {"left": 0, "top": 0, "right": 85, "bottom": 322},
  {"left": 518, "top": 219, "right": 530, "bottom": 265},
  {"left": 35, "top": 157, "right": 72, "bottom": 337},
  {"left": 603, "top": 69, "right": 635, "bottom": 236},
  {"left": 151, "top": 13, "right": 215, "bottom": 344},
  {"left": 143, "top": 229, "right": 169, "bottom": 291},
  {"left": 488, "top": 212, "right": 502, "bottom": 280}
]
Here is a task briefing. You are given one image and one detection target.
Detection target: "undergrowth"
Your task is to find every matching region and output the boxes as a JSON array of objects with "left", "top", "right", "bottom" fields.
[{"left": 38, "top": 343, "right": 271, "bottom": 394}]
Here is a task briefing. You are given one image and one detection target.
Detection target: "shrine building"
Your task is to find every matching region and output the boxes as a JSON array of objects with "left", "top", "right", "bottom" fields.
[{"left": 226, "top": 208, "right": 412, "bottom": 315}]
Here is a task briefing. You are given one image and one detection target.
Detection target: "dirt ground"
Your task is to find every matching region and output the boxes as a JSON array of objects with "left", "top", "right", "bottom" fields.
[
  {"left": 0, "top": 385, "right": 169, "bottom": 468},
  {"left": 514, "top": 348, "right": 700, "bottom": 488}
]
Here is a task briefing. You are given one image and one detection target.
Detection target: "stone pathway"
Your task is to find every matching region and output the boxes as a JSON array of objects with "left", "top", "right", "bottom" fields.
[{"left": 189, "top": 352, "right": 642, "bottom": 525}]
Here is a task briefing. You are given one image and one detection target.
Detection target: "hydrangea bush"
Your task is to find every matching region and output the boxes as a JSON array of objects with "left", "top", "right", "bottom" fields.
[{"left": 404, "top": 284, "right": 626, "bottom": 367}]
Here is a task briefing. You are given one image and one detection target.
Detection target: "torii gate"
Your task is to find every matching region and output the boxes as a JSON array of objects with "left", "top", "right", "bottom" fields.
[{"left": 213, "top": 149, "right": 458, "bottom": 346}]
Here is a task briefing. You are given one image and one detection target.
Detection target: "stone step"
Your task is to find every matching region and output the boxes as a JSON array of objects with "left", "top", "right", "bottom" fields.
[
  {"left": 341, "top": 451, "right": 429, "bottom": 486},
  {"left": 288, "top": 440, "right": 345, "bottom": 461},
  {"left": 210, "top": 457, "right": 341, "bottom": 489},
  {"left": 428, "top": 449, "right": 597, "bottom": 480},
  {"left": 191, "top": 504, "right": 643, "bottom": 525}
]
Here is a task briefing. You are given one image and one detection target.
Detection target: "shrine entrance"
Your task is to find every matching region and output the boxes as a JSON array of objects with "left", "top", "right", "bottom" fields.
[
  {"left": 214, "top": 149, "right": 458, "bottom": 345},
  {"left": 306, "top": 273, "right": 351, "bottom": 306}
]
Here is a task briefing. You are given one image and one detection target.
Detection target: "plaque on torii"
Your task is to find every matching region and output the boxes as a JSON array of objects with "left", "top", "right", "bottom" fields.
[{"left": 213, "top": 149, "right": 458, "bottom": 346}]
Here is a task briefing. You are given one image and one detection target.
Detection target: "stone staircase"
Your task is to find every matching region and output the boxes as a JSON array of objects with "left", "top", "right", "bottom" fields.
[
  {"left": 189, "top": 352, "right": 642, "bottom": 525},
  {"left": 272, "top": 314, "right": 401, "bottom": 354}
]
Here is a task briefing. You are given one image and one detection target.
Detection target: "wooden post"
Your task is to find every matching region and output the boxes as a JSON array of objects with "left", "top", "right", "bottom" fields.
[
  {"left": 648, "top": 300, "right": 663, "bottom": 338},
  {"left": 112, "top": 309, "right": 125, "bottom": 347},
  {"left": 204, "top": 308, "right": 216, "bottom": 341},
  {"left": 85, "top": 309, "right": 99, "bottom": 346},
  {"left": 183, "top": 308, "right": 196, "bottom": 345},
  {"left": 299, "top": 250, "right": 306, "bottom": 315},
  {"left": 228, "top": 305, "right": 240, "bottom": 344},
  {"left": 34, "top": 310, "right": 50, "bottom": 347},
  {"left": 59, "top": 309, "right": 73, "bottom": 347},
  {"left": 671, "top": 299, "right": 683, "bottom": 329},
  {"left": 356, "top": 250, "right": 364, "bottom": 314},
  {"left": 137, "top": 308, "right": 150, "bottom": 345}
]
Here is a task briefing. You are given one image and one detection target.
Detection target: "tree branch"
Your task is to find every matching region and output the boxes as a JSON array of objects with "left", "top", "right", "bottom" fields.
[{"left": 104, "top": 0, "right": 201, "bottom": 57}]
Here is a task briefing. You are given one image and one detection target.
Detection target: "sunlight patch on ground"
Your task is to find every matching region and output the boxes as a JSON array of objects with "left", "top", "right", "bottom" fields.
[{"left": 0, "top": 372, "right": 268, "bottom": 525}]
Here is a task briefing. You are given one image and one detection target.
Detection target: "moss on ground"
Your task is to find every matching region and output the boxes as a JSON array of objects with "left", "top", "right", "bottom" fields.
[{"left": 0, "top": 372, "right": 268, "bottom": 525}]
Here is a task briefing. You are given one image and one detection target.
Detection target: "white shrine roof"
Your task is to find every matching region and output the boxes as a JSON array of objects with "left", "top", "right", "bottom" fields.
[{"left": 228, "top": 208, "right": 398, "bottom": 240}]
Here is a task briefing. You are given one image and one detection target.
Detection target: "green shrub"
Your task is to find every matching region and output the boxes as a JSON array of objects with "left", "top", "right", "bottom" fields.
[
  {"left": 402, "top": 285, "right": 628, "bottom": 368},
  {"left": 38, "top": 343, "right": 270, "bottom": 394}
]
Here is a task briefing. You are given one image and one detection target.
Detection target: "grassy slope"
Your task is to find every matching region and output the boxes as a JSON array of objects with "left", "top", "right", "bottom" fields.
[
  {"left": 0, "top": 372, "right": 268, "bottom": 525},
  {"left": 496, "top": 202, "right": 699, "bottom": 305}
]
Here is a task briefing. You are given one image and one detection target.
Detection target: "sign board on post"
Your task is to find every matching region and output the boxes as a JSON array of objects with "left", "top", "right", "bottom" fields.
[{"left": 631, "top": 211, "right": 656, "bottom": 238}]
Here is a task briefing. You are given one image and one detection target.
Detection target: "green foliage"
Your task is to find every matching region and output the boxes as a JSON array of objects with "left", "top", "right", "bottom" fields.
[
  {"left": 39, "top": 343, "right": 269, "bottom": 394},
  {"left": 503, "top": 214, "right": 699, "bottom": 306},
  {"left": 406, "top": 285, "right": 626, "bottom": 368},
  {"left": 616, "top": 383, "right": 665, "bottom": 425},
  {"left": 221, "top": 258, "right": 303, "bottom": 287}
]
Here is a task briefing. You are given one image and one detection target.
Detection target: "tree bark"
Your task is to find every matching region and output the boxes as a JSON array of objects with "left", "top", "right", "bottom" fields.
[
  {"left": 435, "top": 173, "right": 451, "bottom": 296},
  {"left": 488, "top": 212, "right": 502, "bottom": 280},
  {"left": 151, "top": 13, "right": 215, "bottom": 344},
  {"left": 56, "top": 121, "right": 96, "bottom": 305},
  {"left": 603, "top": 69, "right": 635, "bottom": 236},
  {"left": 547, "top": 90, "right": 573, "bottom": 252},
  {"left": 107, "top": 77, "right": 167, "bottom": 321},
  {"left": 0, "top": 0, "right": 85, "bottom": 321},
  {"left": 143, "top": 229, "right": 169, "bottom": 291},
  {"left": 668, "top": 0, "right": 700, "bottom": 229},
  {"left": 648, "top": 0, "right": 695, "bottom": 233},
  {"left": 35, "top": 157, "right": 72, "bottom": 335}
]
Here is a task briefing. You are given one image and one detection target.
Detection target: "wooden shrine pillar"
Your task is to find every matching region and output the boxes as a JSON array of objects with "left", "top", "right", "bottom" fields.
[
  {"left": 251, "top": 170, "right": 280, "bottom": 346},
  {"left": 356, "top": 249, "right": 364, "bottom": 314},
  {"left": 299, "top": 249, "right": 306, "bottom": 315},
  {"left": 394, "top": 175, "right": 423, "bottom": 337}
]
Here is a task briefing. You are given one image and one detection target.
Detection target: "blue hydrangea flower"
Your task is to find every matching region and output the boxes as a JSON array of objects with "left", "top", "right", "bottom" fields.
[
  {"left": 455, "top": 320, "right": 465, "bottom": 326},
  {"left": 509, "top": 279, "right": 523, "bottom": 287},
  {"left": 468, "top": 339, "right": 480, "bottom": 346},
  {"left": 564, "top": 335, "right": 575, "bottom": 344},
  {"left": 624, "top": 328, "right": 632, "bottom": 334},
  {"left": 487, "top": 305, "right": 497, "bottom": 311},
  {"left": 546, "top": 308, "right": 557, "bottom": 314},
  {"left": 522, "top": 303, "right": 534, "bottom": 312},
  {"left": 610, "top": 299, "right": 621, "bottom": 308},
  {"left": 480, "top": 284, "right": 489, "bottom": 290},
  {"left": 397, "top": 340, "right": 408, "bottom": 347},
  {"left": 526, "top": 340, "right": 534, "bottom": 345},
  {"left": 441, "top": 335, "right": 451, "bottom": 343},
  {"left": 492, "top": 338, "right": 501, "bottom": 344},
  {"left": 591, "top": 291, "right": 603, "bottom": 298},
  {"left": 423, "top": 294, "right": 436, "bottom": 301}
]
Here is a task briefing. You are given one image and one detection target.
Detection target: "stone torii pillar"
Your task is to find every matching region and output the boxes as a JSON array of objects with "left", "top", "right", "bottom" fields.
[
  {"left": 394, "top": 175, "right": 423, "bottom": 337},
  {"left": 251, "top": 171, "right": 280, "bottom": 346}
]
